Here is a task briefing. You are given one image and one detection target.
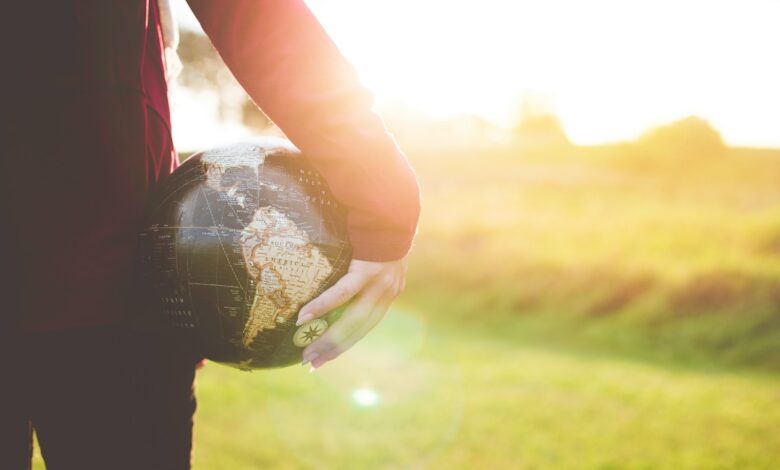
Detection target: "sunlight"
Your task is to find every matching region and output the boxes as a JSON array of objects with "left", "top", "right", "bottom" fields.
[
  {"left": 172, "top": 0, "right": 780, "bottom": 147},
  {"left": 351, "top": 387, "right": 381, "bottom": 407},
  {"left": 305, "top": 0, "right": 780, "bottom": 147}
]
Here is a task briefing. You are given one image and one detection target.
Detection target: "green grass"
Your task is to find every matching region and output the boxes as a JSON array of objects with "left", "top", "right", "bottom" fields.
[
  {"left": 31, "top": 313, "right": 780, "bottom": 469},
  {"left": 405, "top": 143, "right": 780, "bottom": 370},
  {"left": 171, "top": 310, "right": 780, "bottom": 468},
  {"left": 32, "top": 142, "right": 780, "bottom": 468}
]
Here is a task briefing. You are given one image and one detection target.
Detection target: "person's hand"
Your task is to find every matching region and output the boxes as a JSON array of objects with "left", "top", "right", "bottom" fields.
[{"left": 297, "top": 257, "right": 409, "bottom": 369}]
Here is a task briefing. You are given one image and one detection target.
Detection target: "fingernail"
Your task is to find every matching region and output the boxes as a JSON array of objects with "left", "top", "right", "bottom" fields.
[
  {"left": 296, "top": 313, "right": 311, "bottom": 326},
  {"left": 303, "top": 352, "right": 318, "bottom": 365},
  {"left": 301, "top": 358, "right": 311, "bottom": 367},
  {"left": 308, "top": 366, "right": 316, "bottom": 373}
]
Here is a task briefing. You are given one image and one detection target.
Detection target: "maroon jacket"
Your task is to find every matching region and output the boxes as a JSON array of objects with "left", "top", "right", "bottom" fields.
[{"left": 1, "top": 0, "right": 420, "bottom": 331}]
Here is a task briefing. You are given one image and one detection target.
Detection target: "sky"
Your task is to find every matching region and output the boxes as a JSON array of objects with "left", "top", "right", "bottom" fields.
[{"left": 172, "top": 0, "right": 780, "bottom": 147}]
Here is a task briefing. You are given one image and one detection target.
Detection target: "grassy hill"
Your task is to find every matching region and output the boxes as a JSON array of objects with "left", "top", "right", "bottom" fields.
[
  {"left": 405, "top": 142, "right": 780, "bottom": 371},
  {"left": 33, "top": 140, "right": 776, "bottom": 469}
]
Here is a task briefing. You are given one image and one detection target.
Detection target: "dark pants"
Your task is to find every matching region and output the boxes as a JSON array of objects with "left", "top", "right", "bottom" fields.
[{"left": 0, "top": 326, "right": 199, "bottom": 470}]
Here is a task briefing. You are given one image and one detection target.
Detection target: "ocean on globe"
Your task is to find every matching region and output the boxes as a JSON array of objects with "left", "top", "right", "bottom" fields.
[{"left": 139, "top": 137, "right": 352, "bottom": 370}]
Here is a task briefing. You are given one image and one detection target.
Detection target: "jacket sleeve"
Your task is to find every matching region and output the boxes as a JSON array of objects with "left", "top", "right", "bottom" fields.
[{"left": 187, "top": 0, "right": 421, "bottom": 261}]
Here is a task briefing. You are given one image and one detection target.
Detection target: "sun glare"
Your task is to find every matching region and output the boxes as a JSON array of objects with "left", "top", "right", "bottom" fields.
[
  {"left": 305, "top": 0, "right": 780, "bottom": 147},
  {"left": 351, "top": 387, "right": 381, "bottom": 407},
  {"left": 173, "top": 0, "right": 780, "bottom": 147}
]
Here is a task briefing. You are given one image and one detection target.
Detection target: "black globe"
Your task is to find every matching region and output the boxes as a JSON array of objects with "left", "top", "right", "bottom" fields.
[{"left": 139, "top": 138, "right": 351, "bottom": 369}]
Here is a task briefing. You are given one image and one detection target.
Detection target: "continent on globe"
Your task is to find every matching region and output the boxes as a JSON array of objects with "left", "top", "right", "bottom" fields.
[
  {"left": 139, "top": 137, "right": 352, "bottom": 369},
  {"left": 240, "top": 206, "right": 333, "bottom": 348}
]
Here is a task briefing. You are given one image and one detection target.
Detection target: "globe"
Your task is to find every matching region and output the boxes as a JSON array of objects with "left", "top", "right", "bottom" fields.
[{"left": 139, "top": 137, "right": 352, "bottom": 370}]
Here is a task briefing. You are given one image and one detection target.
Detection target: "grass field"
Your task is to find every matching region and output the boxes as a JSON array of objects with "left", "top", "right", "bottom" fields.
[
  {"left": 406, "top": 140, "right": 780, "bottom": 371},
  {"left": 31, "top": 315, "right": 780, "bottom": 469},
  {"left": 33, "top": 138, "right": 780, "bottom": 468},
  {"left": 187, "top": 308, "right": 780, "bottom": 469}
]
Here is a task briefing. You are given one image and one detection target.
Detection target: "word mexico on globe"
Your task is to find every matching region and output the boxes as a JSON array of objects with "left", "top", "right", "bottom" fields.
[{"left": 139, "top": 138, "right": 352, "bottom": 370}]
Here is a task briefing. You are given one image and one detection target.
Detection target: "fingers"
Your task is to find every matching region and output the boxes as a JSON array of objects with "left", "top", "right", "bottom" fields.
[
  {"left": 301, "top": 288, "right": 380, "bottom": 366},
  {"left": 309, "top": 296, "right": 393, "bottom": 369},
  {"left": 298, "top": 256, "right": 410, "bottom": 369},
  {"left": 296, "top": 271, "right": 366, "bottom": 325},
  {"left": 303, "top": 284, "right": 395, "bottom": 368}
]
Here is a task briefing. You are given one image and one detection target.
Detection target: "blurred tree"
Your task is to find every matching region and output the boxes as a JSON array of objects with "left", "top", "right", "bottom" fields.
[
  {"left": 177, "top": 30, "right": 223, "bottom": 90},
  {"left": 241, "top": 98, "right": 273, "bottom": 130},
  {"left": 178, "top": 30, "right": 273, "bottom": 131},
  {"left": 513, "top": 98, "right": 570, "bottom": 148},
  {"left": 637, "top": 116, "right": 726, "bottom": 159}
]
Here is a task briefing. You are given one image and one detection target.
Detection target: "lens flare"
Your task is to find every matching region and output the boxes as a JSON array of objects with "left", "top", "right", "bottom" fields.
[
  {"left": 262, "top": 307, "right": 464, "bottom": 468},
  {"left": 351, "top": 387, "right": 380, "bottom": 407}
]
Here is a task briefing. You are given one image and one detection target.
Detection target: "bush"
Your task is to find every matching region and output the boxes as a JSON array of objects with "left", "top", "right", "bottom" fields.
[{"left": 636, "top": 116, "right": 726, "bottom": 160}]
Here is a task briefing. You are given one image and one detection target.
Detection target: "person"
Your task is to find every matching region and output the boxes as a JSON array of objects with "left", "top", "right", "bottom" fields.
[{"left": 0, "top": 0, "right": 420, "bottom": 468}]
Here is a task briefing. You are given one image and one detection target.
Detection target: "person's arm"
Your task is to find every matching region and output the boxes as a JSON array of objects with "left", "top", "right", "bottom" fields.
[
  {"left": 187, "top": 0, "right": 421, "bottom": 368},
  {"left": 187, "top": 0, "right": 420, "bottom": 261}
]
